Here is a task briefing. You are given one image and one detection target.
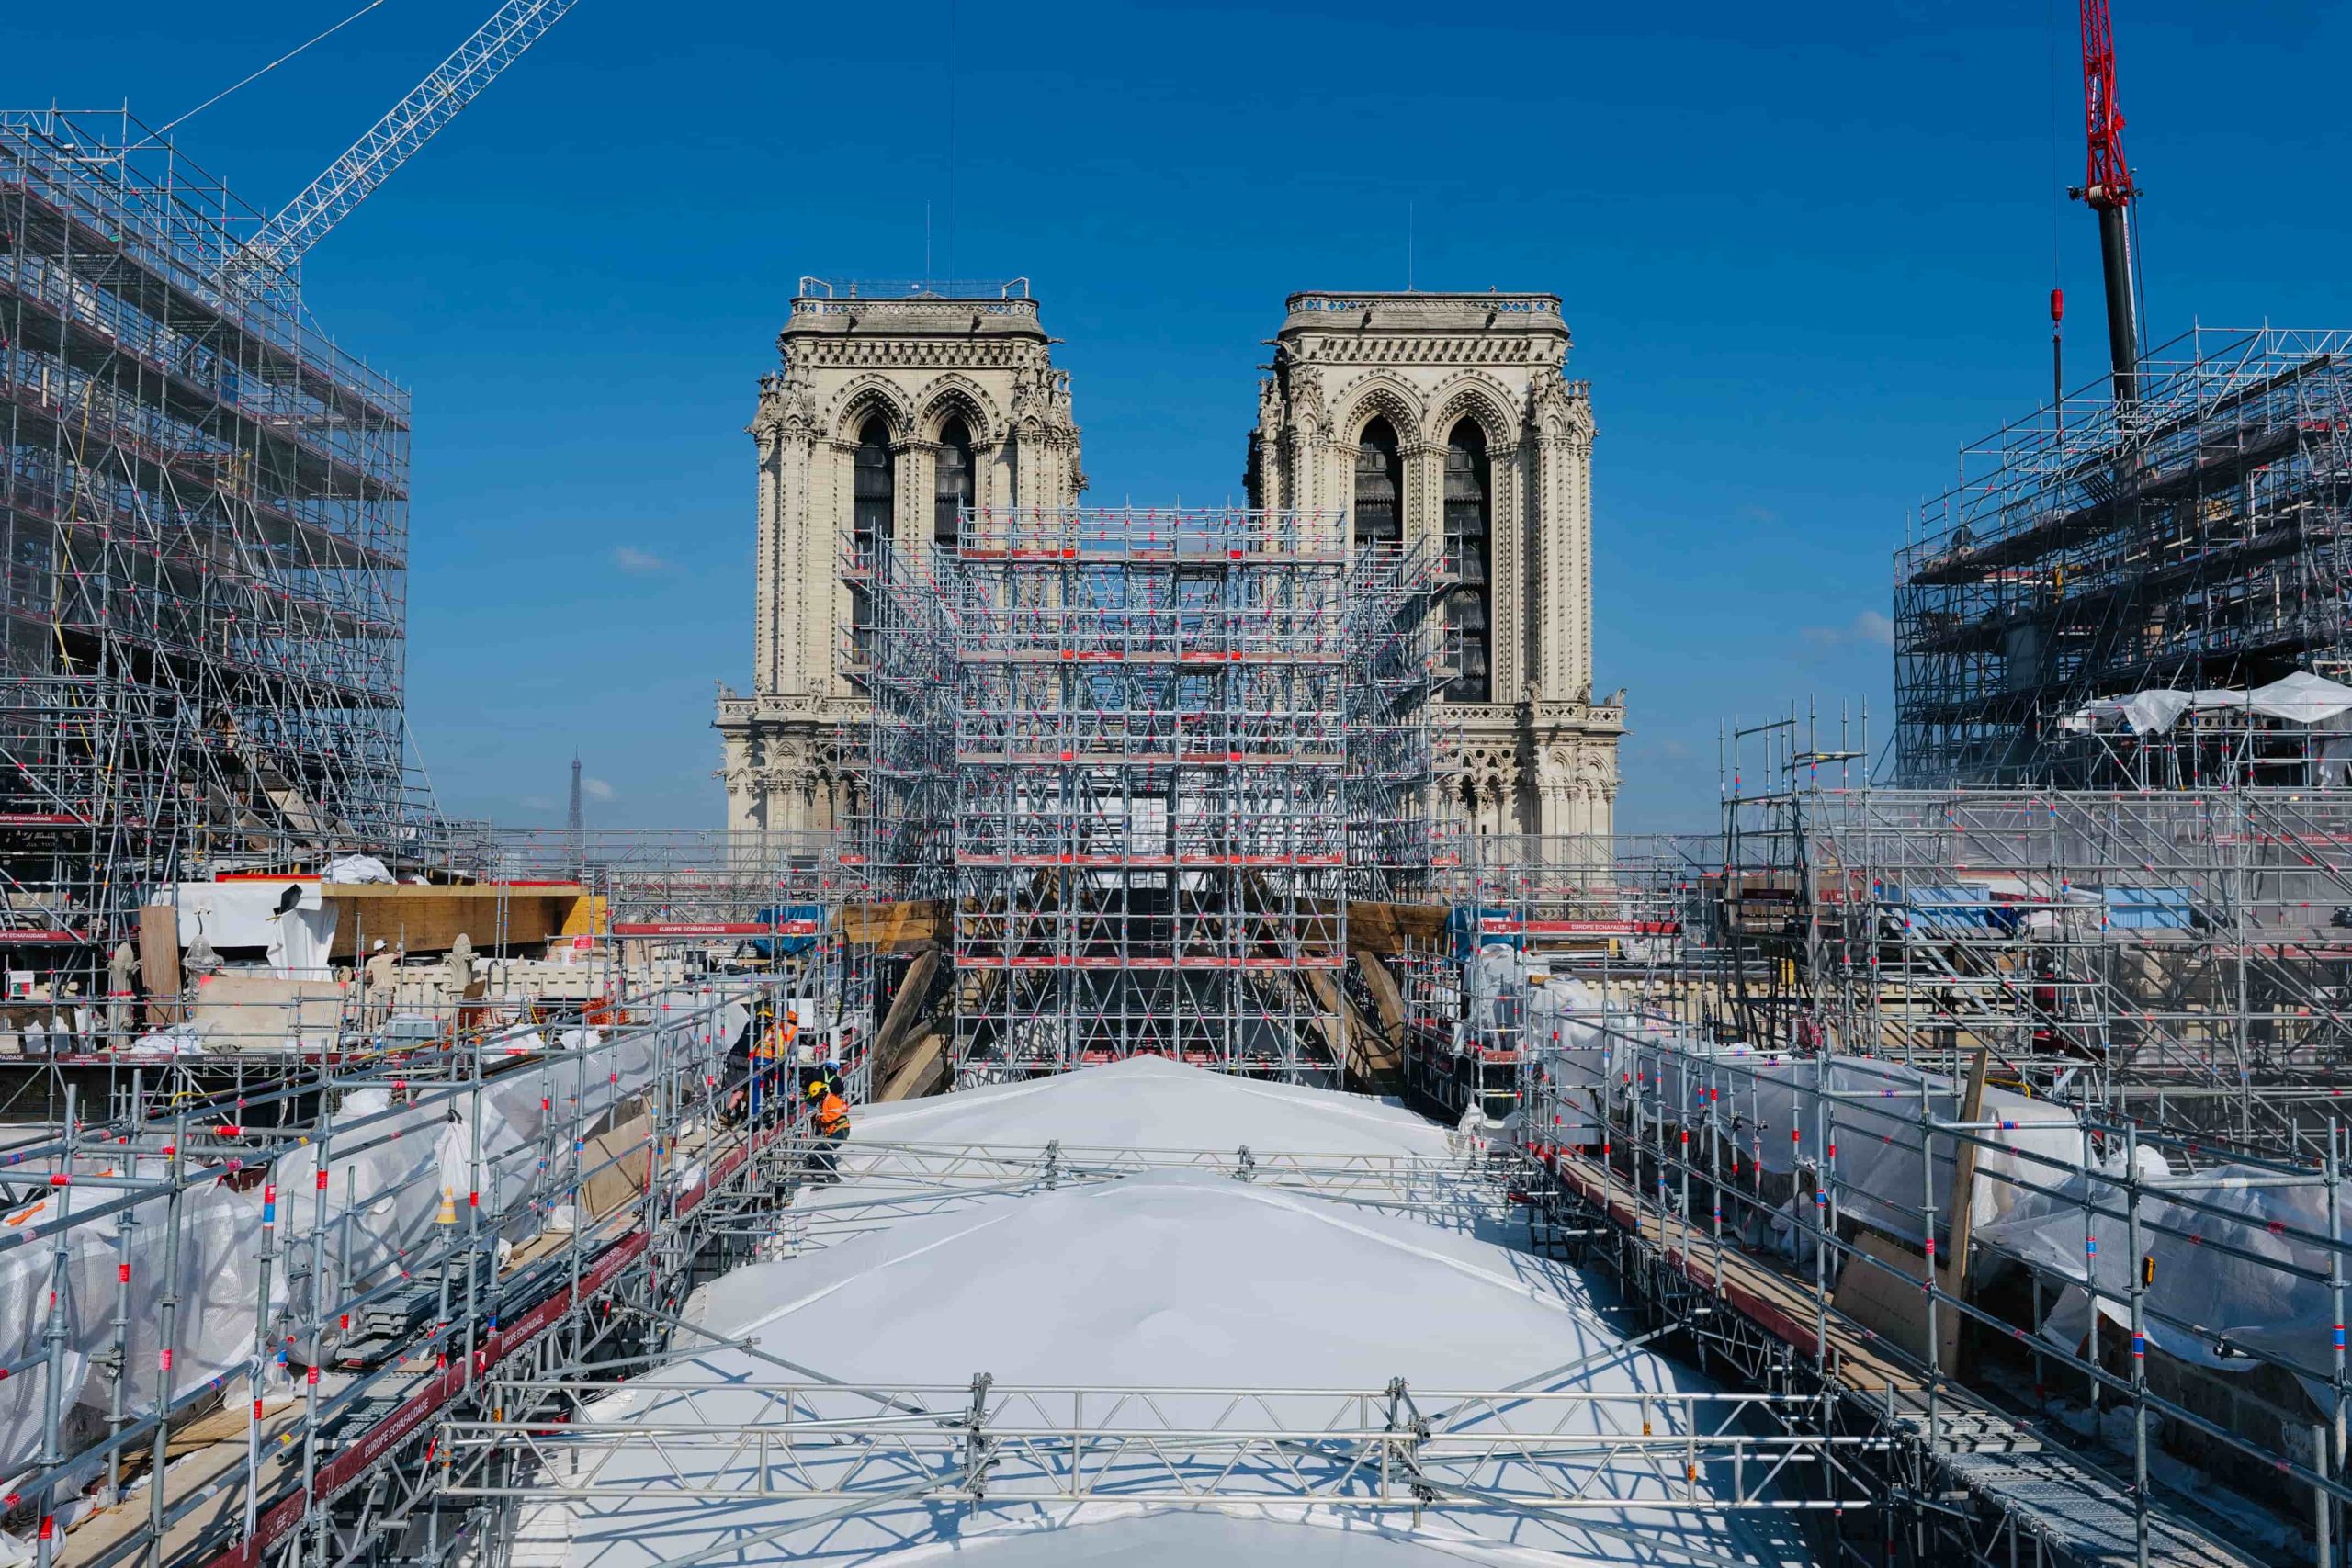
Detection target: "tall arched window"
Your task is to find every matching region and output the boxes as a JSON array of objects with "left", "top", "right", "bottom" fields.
[
  {"left": 850, "top": 416, "right": 892, "bottom": 660},
  {"left": 934, "top": 416, "right": 975, "bottom": 547},
  {"left": 1353, "top": 416, "right": 1402, "bottom": 547},
  {"left": 1442, "top": 420, "right": 1492, "bottom": 703}
]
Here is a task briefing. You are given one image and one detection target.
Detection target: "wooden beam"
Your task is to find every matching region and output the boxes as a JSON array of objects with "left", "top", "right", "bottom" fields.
[
  {"left": 870, "top": 948, "right": 943, "bottom": 1085},
  {"left": 835, "top": 900, "right": 945, "bottom": 951},
  {"left": 323, "top": 885, "right": 588, "bottom": 960},
  {"left": 138, "top": 904, "right": 183, "bottom": 1025},
  {"left": 1335, "top": 901, "right": 1447, "bottom": 956},
  {"left": 1940, "top": 1045, "right": 1994, "bottom": 1373},
  {"left": 876, "top": 1026, "right": 952, "bottom": 1101},
  {"left": 1351, "top": 950, "right": 1408, "bottom": 1039}
]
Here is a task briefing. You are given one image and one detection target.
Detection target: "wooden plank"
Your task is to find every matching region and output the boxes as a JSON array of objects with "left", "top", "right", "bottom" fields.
[
  {"left": 60, "top": 1401, "right": 306, "bottom": 1565},
  {"left": 1832, "top": 1229, "right": 1946, "bottom": 1371},
  {"left": 323, "top": 886, "right": 588, "bottom": 960},
  {"left": 1549, "top": 1148, "right": 1921, "bottom": 1391},
  {"left": 876, "top": 1026, "right": 951, "bottom": 1101},
  {"left": 1330, "top": 901, "right": 1446, "bottom": 955},
  {"left": 871, "top": 949, "right": 942, "bottom": 1084},
  {"left": 559, "top": 895, "right": 608, "bottom": 938},
  {"left": 1942, "top": 1044, "right": 1992, "bottom": 1375},
  {"left": 137, "top": 904, "right": 182, "bottom": 1025},
  {"left": 1352, "top": 951, "right": 1408, "bottom": 1038},
  {"left": 835, "top": 901, "right": 945, "bottom": 951}
]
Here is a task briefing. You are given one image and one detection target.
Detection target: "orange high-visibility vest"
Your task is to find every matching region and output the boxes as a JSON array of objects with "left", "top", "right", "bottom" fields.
[{"left": 814, "top": 1089, "right": 849, "bottom": 1137}]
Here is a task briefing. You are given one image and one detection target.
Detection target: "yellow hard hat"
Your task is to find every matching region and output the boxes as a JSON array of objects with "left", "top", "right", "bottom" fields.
[{"left": 807, "top": 1081, "right": 826, "bottom": 1100}]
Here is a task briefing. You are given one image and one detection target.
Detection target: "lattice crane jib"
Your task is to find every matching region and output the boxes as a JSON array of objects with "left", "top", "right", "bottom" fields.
[{"left": 214, "top": 0, "right": 582, "bottom": 298}]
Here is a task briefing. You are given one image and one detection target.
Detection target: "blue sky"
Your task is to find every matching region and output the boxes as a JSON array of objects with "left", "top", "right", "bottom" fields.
[{"left": 11, "top": 0, "right": 2345, "bottom": 831}]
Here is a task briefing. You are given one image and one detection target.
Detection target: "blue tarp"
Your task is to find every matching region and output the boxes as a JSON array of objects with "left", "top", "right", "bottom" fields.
[
  {"left": 1891, "top": 884, "right": 1998, "bottom": 933},
  {"left": 2099, "top": 885, "right": 2194, "bottom": 930},
  {"left": 749, "top": 903, "right": 827, "bottom": 959},
  {"left": 1447, "top": 906, "right": 1519, "bottom": 965}
]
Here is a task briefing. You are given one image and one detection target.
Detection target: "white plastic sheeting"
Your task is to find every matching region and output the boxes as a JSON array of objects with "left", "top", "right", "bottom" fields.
[
  {"left": 164, "top": 883, "right": 339, "bottom": 976},
  {"left": 1976, "top": 1157, "right": 2347, "bottom": 1411},
  {"left": 2060, "top": 671, "right": 2352, "bottom": 735},
  {"left": 527, "top": 1060, "right": 1810, "bottom": 1567},
  {"left": 0, "top": 989, "right": 749, "bottom": 1485},
  {"left": 851, "top": 1055, "right": 1446, "bottom": 1157},
  {"left": 0, "top": 1167, "right": 268, "bottom": 1477},
  {"left": 1533, "top": 1006, "right": 2084, "bottom": 1246}
]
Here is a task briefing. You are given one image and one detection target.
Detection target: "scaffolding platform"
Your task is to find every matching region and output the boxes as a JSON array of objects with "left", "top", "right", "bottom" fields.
[
  {"left": 852, "top": 505, "right": 1444, "bottom": 1089},
  {"left": 1896, "top": 327, "right": 2352, "bottom": 787},
  {"left": 1538, "top": 1145, "right": 2262, "bottom": 1568}
]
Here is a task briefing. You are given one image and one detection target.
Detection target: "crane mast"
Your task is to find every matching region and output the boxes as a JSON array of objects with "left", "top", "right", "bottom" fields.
[
  {"left": 214, "top": 0, "right": 580, "bottom": 298},
  {"left": 2071, "top": 0, "right": 2143, "bottom": 406}
]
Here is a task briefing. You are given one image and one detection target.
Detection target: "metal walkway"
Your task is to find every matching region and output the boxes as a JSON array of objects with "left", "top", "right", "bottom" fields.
[{"left": 1539, "top": 1148, "right": 2264, "bottom": 1568}]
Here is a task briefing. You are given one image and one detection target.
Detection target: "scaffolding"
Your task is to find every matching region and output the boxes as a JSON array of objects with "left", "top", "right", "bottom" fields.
[
  {"left": 1712, "top": 775, "right": 2352, "bottom": 1152},
  {"left": 1392, "top": 830, "right": 1715, "bottom": 1122},
  {"left": 0, "top": 109, "right": 432, "bottom": 1000},
  {"left": 854, "top": 506, "right": 1442, "bottom": 1088},
  {"left": 477, "top": 827, "right": 862, "bottom": 936},
  {"left": 1896, "top": 326, "right": 2352, "bottom": 787},
  {"left": 1356, "top": 727, "right": 2352, "bottom": 1560},
  {"left": 1521, "top": 1012, "right": 2352, "bottom": 1567},
  {"left": 0, "top": 944, "right": 891, "bottom": 1568}
]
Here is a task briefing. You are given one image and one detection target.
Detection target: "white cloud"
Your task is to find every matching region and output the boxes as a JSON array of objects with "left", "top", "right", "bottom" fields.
[
  {"left": 612, "top": 545, "right": 670, "bottom": 574},
  {"left": 1800, "top": 610, "right": 1897, "bottom": 652},
  {"left": 582, "top": 776, "right": 616, "bottom": 802},
  {"left": 518, "top": 795, "right": 556, "bottom": 812}
]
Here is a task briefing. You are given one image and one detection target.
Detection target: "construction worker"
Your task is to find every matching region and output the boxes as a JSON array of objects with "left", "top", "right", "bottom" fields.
[
  {"left": 758, "top": 1007, "right": 797, "bottom": 1063},
  {"left": 806, "top": 1078, "right": 850, "bottom": 1186}
]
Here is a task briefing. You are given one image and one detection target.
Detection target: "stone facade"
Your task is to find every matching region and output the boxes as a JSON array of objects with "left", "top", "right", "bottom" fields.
[
  {"left": 1246, "top": 292, "right": 1623, "bottom": 837},
  {"left": 718, "top": 285, "right": 1620, "bottom": 840},
  {"left": 716, "top": 288, "right": 1082, "bottom": 832}
]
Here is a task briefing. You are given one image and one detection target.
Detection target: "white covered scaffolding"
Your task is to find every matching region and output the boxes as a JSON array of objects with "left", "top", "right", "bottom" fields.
[
  {"left": 425, "top": 1057, "right": 1871, "bottom": 1567},
  {"left": 0, "top": 961, "right": 876, "bottom": 1568},
  {"left": 1521, "top": 998, "right": 2352, "bottom": 1567}
]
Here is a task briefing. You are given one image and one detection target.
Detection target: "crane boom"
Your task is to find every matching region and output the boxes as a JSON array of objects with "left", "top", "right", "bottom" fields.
[
  {"left": 2071, "top": 0, "right": 2143, "bottom": 406},
  {"left": 216, "top": 0, "right": 579, "bottom": 293}
]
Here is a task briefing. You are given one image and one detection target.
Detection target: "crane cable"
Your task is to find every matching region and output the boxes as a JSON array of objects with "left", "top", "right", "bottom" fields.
[{"left": 144, "top": 0, "right": 391, "bottom": 146}]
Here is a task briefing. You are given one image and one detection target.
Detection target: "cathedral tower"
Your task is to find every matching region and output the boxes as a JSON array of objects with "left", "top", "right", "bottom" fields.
[
  {"left": 1247, "top": 291, "right": 1622, "bottom": 837},
  {"left": 717, "top": 281, "right": 1082, "bottom": 831}
]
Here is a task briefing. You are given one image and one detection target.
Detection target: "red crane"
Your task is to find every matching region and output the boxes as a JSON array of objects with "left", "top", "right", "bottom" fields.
[{"left": 2070, "top": 0, "right": 2144, "bottom": 405}]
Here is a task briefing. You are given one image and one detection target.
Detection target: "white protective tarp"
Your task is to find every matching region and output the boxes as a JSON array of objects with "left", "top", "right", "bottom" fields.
[
  {"left": 166, "top": 884, "right": 338, "bottom": 976},
  {"left": 2248, "top": 671, "right": 2352, "bottom": 725},
  {"left": 0, "top": 987, "right": 748, "bottom": 1483},
  {"left": 850, "top": 1055, "right": 1444, "bottom": 1157},
  {"left": 545, "top": 1060, "right": 1811, "bottom": 1568},
  {"left": 1533, "top": 1010, "right": 2083, "bottom": 1246},
  {"left": 0, "top": 1168, "right": 266, "bottom": 1473},
  {"left": 1976, "top": 1158, "right": 2348, "bottom": 1411},
  {"left": 1526, "top": 972, "right": 1610, "bottom": 1144},
  {"left": 2061, "top": 671, "right": 2352, "bottom": 736}
]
